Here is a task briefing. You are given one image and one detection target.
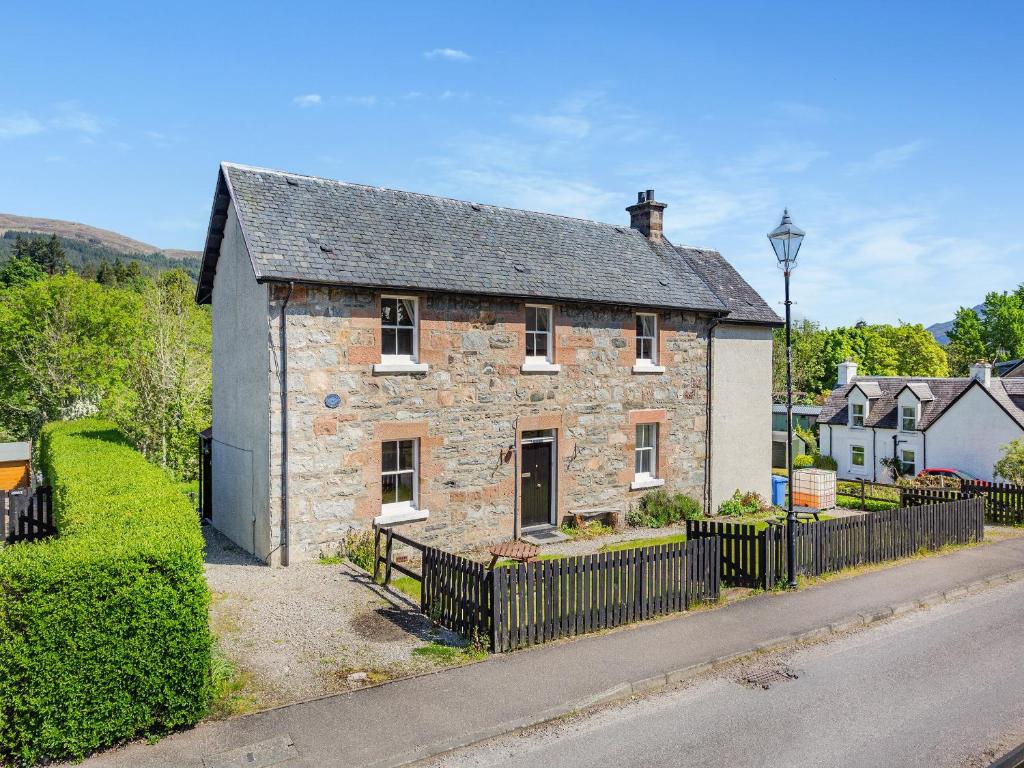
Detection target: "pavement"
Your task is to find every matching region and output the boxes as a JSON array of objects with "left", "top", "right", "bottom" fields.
[
  {"left": 81, "top": 536, "right": 1024, "bottom": 768},
  {"left": 422, "top": 576, "right": 1024, "bottom": 768}
]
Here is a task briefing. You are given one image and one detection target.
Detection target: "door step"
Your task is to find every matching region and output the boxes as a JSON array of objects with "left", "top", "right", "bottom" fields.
[{"left": 522, "top": 529, "right": 570, "bottom": 546}]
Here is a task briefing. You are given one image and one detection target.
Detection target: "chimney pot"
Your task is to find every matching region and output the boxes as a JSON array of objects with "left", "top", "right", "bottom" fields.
[{"left": 626, "top": 189, "right": 667, "bottom": 242}]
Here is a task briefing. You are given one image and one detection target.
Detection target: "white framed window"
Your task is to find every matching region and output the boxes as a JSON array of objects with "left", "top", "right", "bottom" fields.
[
  {"left": 381, "top": 439, "right": 417, "bottom": 511},
  {"left": 636, "top": 314, "right": 657, "bottom": 364},
  {"left": 631, "top": 423, "right": 665, "bottom": 489},
  {"left": 381, "top": 296, "right": 417, "bottom": 362},
  {"left": 525, "top": 305, "right": 553, "bottom": 362},
  {"left": 900, "top": 448, "right": 916, "bottom": 476},
  {"left": 901, "top": 405, "right": 917, "bottom": 431},
  {"left": 851, "top": 444, "right": 866, "bottom": 470},
  {"left": 851, "top": 402, "right": 865, "bottom": 428}
]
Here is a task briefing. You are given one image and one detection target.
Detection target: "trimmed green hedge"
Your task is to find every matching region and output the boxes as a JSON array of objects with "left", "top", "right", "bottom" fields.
[{"left": 0, "top": 420, "right": 211, "bottom": 763}]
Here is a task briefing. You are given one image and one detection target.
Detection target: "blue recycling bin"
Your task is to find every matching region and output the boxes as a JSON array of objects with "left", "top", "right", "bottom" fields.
[{"left": 771, "top": 475, "right": 788, "bottom": 507}]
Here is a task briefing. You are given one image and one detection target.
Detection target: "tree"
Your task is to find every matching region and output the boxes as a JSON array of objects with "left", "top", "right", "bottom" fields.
[
  {"left": 0, "top": 273, "right": 141, "bottom": 438},
  {"left": 772, "top": 318, "right": 827, "bottom": 398},
  {"left": 980, "top": 289, "right": 1024, "bottom": 361},
  {"left": 994, "top": 439, "right": 1024, "bottom": 485},
  {"left": 95, "top": 259, "right": 116, "bottom": 286},
  {"left": 0, "top": 255, "right": 44, "bottom": 288},
  {"left": 946, "top": 307, "right": 987, "bottom": 375},
  {"left": 112, "top": 269, "right": 211, "bottom": 478},
  {"left": 876, "top": 323, "right": 948, "bottom": 377}
]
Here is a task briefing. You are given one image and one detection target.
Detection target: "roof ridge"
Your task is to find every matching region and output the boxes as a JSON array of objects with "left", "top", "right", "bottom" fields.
[{"left": 220, "top": 161, "right": 635, "bottom": 231}]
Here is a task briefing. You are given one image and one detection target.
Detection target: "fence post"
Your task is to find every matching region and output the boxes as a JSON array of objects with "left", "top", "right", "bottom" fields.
[
  {"left": 860, "top": 479, "right": 866, "bottom": 511},
  {"left": 384, "top": 527, "right": 394, "bottom": 586},
  {"left": 372, "top": 525, "right": 382, "bottom": 581}
]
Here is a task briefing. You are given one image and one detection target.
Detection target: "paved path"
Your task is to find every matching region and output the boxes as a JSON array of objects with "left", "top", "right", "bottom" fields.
[
  {"left": 82, "top": 538, "right": 1024, "bottom": 768},
  {"left": 424, "top": 577, "right": 1024, "bottom": 768}
]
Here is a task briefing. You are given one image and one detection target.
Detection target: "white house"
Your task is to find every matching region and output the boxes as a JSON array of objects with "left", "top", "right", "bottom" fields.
[{"left": 818, "top": 361, "right": 1024, "bottom": 482}]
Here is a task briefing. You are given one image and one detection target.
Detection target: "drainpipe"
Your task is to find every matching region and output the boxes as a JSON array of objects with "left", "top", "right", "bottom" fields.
[
  {"left": 871, "top": 427, "right": 878, "bottom": 483},
  {"left": 512, "top": 417, "right": 520, "bottom": 540},
  {"left": 279, "top": 281, "right": 294, "bottom": 566},
  {"left": 704, "top": 318, "right": 721, "bottom": 514}
]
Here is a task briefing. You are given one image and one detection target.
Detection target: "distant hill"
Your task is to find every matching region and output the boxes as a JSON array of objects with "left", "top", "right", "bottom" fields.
[
  {"left": 0, "top": 213, "right": 202, "bottom": 279},
  {"left": 927, "top": 304, "right": 985, "bottom": 346}
]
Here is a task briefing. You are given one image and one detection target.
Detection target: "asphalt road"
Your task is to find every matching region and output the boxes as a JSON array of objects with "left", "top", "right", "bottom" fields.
[{"left": 420, "top": 579, "right": 1024, "bottom": 768}]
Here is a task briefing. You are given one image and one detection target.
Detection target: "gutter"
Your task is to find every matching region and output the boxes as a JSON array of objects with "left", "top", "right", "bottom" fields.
[{"left": 278, "top": 281, "right": 294, "bottom": 566}]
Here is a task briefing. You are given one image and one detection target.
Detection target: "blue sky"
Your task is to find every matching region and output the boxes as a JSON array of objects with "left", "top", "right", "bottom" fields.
[{"left": 2, "top": 1, "right": 1022, "bottom": 327}]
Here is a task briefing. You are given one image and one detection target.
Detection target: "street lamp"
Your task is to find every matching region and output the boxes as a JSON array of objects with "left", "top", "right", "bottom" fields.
[{"left": 768, "top": 209, "right": 805, "bottom": 589}]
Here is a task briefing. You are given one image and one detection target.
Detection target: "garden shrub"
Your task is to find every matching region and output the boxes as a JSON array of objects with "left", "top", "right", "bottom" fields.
[
  {"left": 627, "top": 489, "right": 703, "bottom": 528},
  {"left": 0, "top": 420, "right": 211, "bottom": 764},
  {"left": 835, "top": 495, "right": 898, "bottom": 512},
  {"left": 342, "top": 529, "right": 376, "bottom": 572},
  {"left": 717, "top": 489, "right": 772, "bottom": 517},
  {"left": 813, "top": 454, "right": 838, "bottom": 472},
  {"left": 793, "top": 454, "right": 814, "bottom": 469}
]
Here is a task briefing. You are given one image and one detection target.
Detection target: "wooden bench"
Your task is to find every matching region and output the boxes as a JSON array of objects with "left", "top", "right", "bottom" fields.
[
  {"left": 569, "top": 507, "right": 620, "bottom": 530},
  {"left": 488, "top": 540, "right": 541, "bottom": 569}
]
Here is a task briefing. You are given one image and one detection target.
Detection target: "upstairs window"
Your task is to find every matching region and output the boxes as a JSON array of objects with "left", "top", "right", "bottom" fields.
[
  {"left": 635, "top": 424, "right": 658, "bottom": 480},
  {"left": 381, "top": 439, "right": 417, "bottom": 510},
  {"left": 381, "top": 297, "right": 417, "bottom": 362},
  {"left": 525, "top": 305, "right": 553, "bottom": 363},
  {"left": 636, "top": 314, "right": 657, "bottom": 364},
  {"left": 901, "top": 405, "right": 917, "bottom": 431},
  {"left": 851, "top": 402, "right": 865, "bottom": 427}
]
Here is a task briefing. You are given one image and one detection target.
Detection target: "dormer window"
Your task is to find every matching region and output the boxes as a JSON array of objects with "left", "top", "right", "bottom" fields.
[
  {"left": 851, "top": 402, "right": 865, "bottom": 427},
  {"left": 901, "top": 405, "right": 917, "bottom": 431}
]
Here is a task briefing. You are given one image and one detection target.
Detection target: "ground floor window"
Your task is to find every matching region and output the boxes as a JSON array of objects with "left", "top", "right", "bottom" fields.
[
  {"left": 635, "top": 423, "right": 658, "bottom": 480},
  {"left": 900, "top": 448, "right": 916, "bottom": 476},
  {"left": 382, "top": 439, "right": 417, "bottom": 509},
  {"left": 851, "top": 444, "right": 866, "bottom": 470}
]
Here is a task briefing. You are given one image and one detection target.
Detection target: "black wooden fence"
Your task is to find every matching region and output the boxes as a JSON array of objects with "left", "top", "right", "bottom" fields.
[
  {"left": 2, "top": 486, "right": 55, "bottom": 544},
  {"left": 375, "top": 527, "right": 721, "bottom": 652},
  {"left": 687, "top": 497, "right": 984, "bottom": 590},
  {"left": 488, "top": 538, "right": 720, "bottom": 652},
  {"left": 901, "top": 482, "right": 1024, "bottom": 526}
]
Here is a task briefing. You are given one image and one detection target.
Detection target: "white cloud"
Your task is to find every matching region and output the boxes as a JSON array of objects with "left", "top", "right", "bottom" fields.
[
  {"left": 293, "top": 93, "right": 322, "bottom": 108},
  {"left": 0, "top": 112, "right": 44, "bottom": 139},
  {"left": 50, "top": 101, "right": 101, "bottom": 135},
  {"left": 345, "top": 95, "right": 379, "bottom": 106},
  {"left": 847, "top": 141, "right": 923, "bottom": 175},
  {"left": 423, "top": 47, "right": 471, "bottom": 61}
]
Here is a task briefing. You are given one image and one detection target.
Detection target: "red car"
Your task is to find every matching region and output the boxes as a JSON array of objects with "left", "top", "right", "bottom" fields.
[{"left": 917, "top": 468, "right": 988, "bottom": 485}]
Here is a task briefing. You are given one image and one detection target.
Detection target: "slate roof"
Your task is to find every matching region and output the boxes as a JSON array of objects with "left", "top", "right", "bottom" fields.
[
  {"left": 0, "top": 442, "right": 30, "bottom": 462},
  {"left": 195, "top": 163, "right": 781, "bottom": 325},
  {"left": 819, "top": 377, "right": 1024, "bottom": 431},
  {"left": 902, "top": 382, "right": 934, "bottom": 401}
]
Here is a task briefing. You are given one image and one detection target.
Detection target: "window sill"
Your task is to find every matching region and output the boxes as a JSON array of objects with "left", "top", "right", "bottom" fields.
[
  {"left": 632, "top": 363, "right": 666, "bottom": 375},
  {"left": 521, "top": 361, "right": 561, "bottom": 374},
  {"left": 374, "top": 508, "right": 430, "bottom": 526},
  {"left": 372, "top": 362, "right": 430, "bottom": 375},
  {"left": 630, "top": 477, "right": 665, "bottom": 491}
]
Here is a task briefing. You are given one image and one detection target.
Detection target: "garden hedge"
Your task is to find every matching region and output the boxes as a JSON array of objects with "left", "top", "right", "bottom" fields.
[{"left": 0, "top": 420, "right": 211, "bottom": 764}]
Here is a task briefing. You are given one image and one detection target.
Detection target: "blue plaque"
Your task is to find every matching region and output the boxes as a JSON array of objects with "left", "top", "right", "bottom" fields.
[{"left": 324, "top": 393, "right": 341, "bottom": 409}]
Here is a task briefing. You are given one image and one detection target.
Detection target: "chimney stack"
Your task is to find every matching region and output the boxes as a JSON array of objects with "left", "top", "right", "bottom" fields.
[
  {"left": 837, "top": 360, "right": 858, "bottom": 388},
  {"left": 627, "top": 189, "right": 667, "bottom": 242},
  {"left": 970, "top": 360, "right": 992, "bottom": 388}
]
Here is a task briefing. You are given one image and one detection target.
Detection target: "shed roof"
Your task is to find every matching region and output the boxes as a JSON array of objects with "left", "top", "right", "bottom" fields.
[{"left": 0, "top": 442, "right": 31, "bottom": 462}]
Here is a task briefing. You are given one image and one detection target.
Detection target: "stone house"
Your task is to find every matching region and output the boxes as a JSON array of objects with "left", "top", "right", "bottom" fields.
[
  {"left": 819, "top": 360, "right": 1024, "bottom": 482},
  {"left": 196, "top": 163, "right": 781, "bottom": 565}
]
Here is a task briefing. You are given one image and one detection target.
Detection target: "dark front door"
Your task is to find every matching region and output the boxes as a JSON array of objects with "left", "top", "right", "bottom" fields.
[{"left": 521, "top": 441, "right": 553, "bottom": 529}]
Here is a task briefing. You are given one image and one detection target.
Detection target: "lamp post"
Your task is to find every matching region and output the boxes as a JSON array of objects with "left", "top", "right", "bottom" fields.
[{"left": 768, "top": 209, "right": 805, "bottom": 589}]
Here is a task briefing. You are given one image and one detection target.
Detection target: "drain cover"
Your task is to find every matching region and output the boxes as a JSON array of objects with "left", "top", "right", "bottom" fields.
[{"left": 738, "top": 665, "right": 800, "bottom": 690}]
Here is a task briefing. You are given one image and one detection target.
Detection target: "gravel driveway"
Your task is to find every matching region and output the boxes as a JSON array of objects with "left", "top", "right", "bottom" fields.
[{"left": 204, "top": 526, "right": 463, "bottom": 709}]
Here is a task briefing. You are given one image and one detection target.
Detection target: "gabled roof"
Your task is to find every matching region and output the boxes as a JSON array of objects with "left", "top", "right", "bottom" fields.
[
  {"left": 847, "top": 381, "right": 883, "bottom": 399},
  {"left": 820, "top": 376, "right": 1024, "bottom": 431},
  {"left": 997, "top": 359, "right": 1024, "bottom": 378},
  {"left": 195, "top": 163, "right": 782, "bottom": 326},
  {"left": 898, "top": 382, "right": 934, "bottom": 401}
]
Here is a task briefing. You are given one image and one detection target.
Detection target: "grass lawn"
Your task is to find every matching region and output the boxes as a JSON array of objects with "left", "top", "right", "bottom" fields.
[{"left": 601, "top": 531, "right": 688, "bottom": 552}]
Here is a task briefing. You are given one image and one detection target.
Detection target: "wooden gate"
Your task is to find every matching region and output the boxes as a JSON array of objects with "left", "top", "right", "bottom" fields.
[{"left": 3, "top": 486, "right": 55, "bottom": 544}]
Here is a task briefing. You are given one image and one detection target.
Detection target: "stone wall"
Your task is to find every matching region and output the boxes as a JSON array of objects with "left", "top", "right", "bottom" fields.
[{"left": 267, "top": 285, "right": 714, "bottom": 561}]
